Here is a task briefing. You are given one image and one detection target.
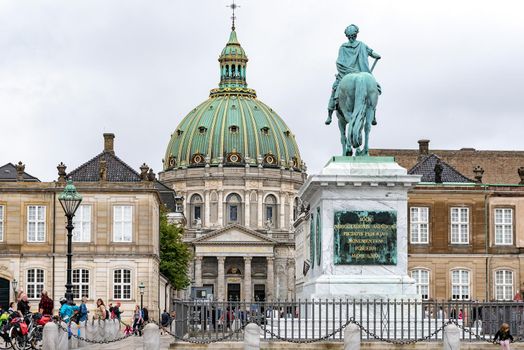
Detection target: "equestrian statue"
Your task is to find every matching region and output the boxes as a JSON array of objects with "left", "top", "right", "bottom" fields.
[{"left": 325, "top": 24, "right": 381, "bottom": 156}]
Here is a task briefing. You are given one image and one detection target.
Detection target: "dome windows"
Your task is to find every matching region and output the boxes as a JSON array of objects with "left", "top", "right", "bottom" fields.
[
  {"left": 198, "top": 126, "right": 207, "bottom": 134},
  {"left": 229, "top": 125, "right": 239, "bottom": 133},
  {"left": 284, "top": 130, "right": 291, "bottom": 137},
  {"left": 191, "top": 153, "right": 205, "bottom": 165},
  {"left": 261, "top": 127, "right": 270, "bottom": 135},
  {"left": 226, "top": 149, "right": 242, "bottom": 164},
  {"left": 176, "top": 129, "right": 184, "bottom": 136},
  {"left": 263, "top": 153, "right": 277, "bottom": 166}
]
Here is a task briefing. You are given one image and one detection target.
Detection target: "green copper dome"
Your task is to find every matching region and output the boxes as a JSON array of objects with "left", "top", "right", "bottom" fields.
[{"left": 163, "top": 29, "right": 303, "bottom": 172}]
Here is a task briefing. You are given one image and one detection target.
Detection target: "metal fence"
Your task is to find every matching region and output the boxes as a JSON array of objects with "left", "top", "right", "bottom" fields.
[{"left": 171, "top": 299, "right": 524, "bottom": 343}]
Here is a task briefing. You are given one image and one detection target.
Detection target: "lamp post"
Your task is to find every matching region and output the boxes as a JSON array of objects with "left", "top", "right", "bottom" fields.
[
  {"left": 58, "top": 179, "right": 82, "bottom": 304},
  {"left": 139, "top": 282, "right": 145, "bottom": 310},
  {"left": 12, "top": 278, "right": 18, "bottom": 298}
]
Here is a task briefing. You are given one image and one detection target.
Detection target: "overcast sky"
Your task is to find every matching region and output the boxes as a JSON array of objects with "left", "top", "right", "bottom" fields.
[{"left": 1, "top": 0, "right": 523, "bottom": 181}]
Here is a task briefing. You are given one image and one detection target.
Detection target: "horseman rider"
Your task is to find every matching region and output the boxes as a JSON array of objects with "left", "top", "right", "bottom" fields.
[{"left": 326, "top": 24, "right": 381, "bottom": 125}]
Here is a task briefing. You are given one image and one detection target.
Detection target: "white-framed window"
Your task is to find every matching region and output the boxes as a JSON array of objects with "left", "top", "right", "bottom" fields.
[
  {"left": 190, "top": 194, "right": 203, "bottom": 228},
  {"left": 450, "top": 207, "right": 469, "bottom": 244},
  {"left": 72, "top": 269, "right": 90, "bottom": 299},
  {"left": 27, "top": 205, "right": 46, "bottom": 242},
  {"left": 73, "top": 205, "right": 92, "bottom": 242},
  {"left": 451, "top": 269, "right": 470, "bottom": 300},
  {"left": 495, "top": 270, "right": 513, "bottom": 301},
  {"left": 264, "top": 194, "right": 278, "bottom": 228},
  {"left": 0, "top": 205, "right": 4, "bottom": 241},
  {"left": 113, "top": 269, "right": 131, "bottom": 300},
  {"left": 226, "top": 193, "right": 242, "bottom": 224},
  {"left": 494, "top": 208, "right": 513, "bottom": 245},
  {"left": 411, "top": 269, "right": 430, "bottom": 300},
  {"left": 113, "top": 206, "right": 132, "bottom": 242},
  {"left": 410, "top": 207, "right": 429, "bottom": 244},
  {"left": 26, "top": 268, "right": 44, "bottom": 299}
]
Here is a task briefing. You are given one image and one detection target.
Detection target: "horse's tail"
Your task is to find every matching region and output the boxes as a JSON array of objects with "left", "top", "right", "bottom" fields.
[{"left": 349, "top": 75, "right": 368, "bottom": 148}]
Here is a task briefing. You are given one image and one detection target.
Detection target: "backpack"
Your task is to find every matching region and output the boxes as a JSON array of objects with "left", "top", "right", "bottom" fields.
[{"left": 142, "top": 308, "right": 149, "bottom": 322}]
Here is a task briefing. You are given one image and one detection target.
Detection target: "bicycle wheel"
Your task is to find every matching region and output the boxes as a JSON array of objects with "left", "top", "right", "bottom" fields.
[{"left": 0, "top": 335, "right": 12, "bottom": 350}]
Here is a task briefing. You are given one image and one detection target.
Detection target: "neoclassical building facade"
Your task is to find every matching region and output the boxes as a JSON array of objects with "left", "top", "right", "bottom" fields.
[{"left": 159, "top": 26, "right": 306, "bottom": 302}]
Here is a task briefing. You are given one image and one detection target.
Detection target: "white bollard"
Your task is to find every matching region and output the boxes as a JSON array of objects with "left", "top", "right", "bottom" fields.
[
  {"left": 143, "top": 323, "right": 160, "bottom": 350},
  {"left": 344, "top": 323, "right": 360, "bottom": 350},
  {"left": 42, "top": 322, "right": 59, "bottom": 350},
  {"left": 244, "top": 323, "right": 260, "bottom": 350},
  {"left": 57, "top": 321, "right": 69, "bottom": 350},
  {"left": 78, "top": 321, "right": 87, "bottom": 348},
  {"left": 443, "top": 324, "right": 461, "bottom": 350},
  {"left": 69, "top": 322, "right": 79, "bottom": 349}
]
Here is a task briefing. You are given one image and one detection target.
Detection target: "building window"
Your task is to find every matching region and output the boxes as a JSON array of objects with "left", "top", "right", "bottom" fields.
[
  {"left": 410, "top": 207, "right": 429, "bottom": 244},
  {"left": 27, "top": 205, "right": 46, "bottom": 242},
  {"left": 495, "top": 270, "right": 513, "bottom": 301},
  {"left": 72, "top": 269, "right": 90, "bottom": 299},
  {"left": 0, "top": 205, "right": 4, "bottom": 241},
  {"left": 450, "top": 207, "right": 469, "bottom": 244},
  {"left": 264, "top": 194, "right": 277, "bottom": 228},
  {"left": 190, "top": 194, "right": 203, "bottom": 228},
  {"left": 494, "top": 208, "right": 513, "bottom": 245},
  {"left": 226, "top": 193, "right": 242, "bottom": 224},
  {"left": 73, "top": 205, "right": 91, "bottom": 242},
  {"left": 451, "top": 269, "right": 470, "bottom": 300},
  {"left": 26, "top": 268, "right": 44, "bottom": 299},
  {"left": 411, "top": 269, "right": 429, "bottom": 300},
  {"left": 113, "top": 206, "right": 132, "bottom": 242},
  {"left": 113, "top": 269, "right": 131, "bottom": 300}
]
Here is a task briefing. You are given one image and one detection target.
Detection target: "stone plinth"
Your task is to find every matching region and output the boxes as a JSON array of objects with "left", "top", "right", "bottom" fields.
[{"left": 297, "top": 156, "right": 421, "bottom": 300}]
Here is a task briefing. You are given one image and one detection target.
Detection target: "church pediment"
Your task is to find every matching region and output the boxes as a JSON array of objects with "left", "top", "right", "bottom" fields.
[{"left": 192, "top": 224, "right": 276, "bottom": 245}]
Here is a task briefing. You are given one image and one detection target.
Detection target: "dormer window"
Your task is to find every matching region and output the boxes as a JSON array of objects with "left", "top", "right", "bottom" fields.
[
  {"left": 198, "top": 126, "right": 207, "bottom": 134},
  {"left": 229, "top": 125, "right": 239, "bottom": 133},
  {"left": 261, "top": 127, "right": 270, "bottom": 135},
  {"left": 176, "top": 129, "right": 183, "bottom": 136},
  {"left": 284, "top": 130, "right": 291, "bottom": 137}
]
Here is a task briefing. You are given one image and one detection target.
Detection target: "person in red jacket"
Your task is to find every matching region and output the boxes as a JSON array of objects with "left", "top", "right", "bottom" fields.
[{"left": 38, "top": 290, "right": 53, "bottom": 315}]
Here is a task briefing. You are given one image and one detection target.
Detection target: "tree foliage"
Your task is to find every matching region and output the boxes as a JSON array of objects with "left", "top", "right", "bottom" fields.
[{"left": 159, "top": 207, "right": 192, "bottom": 290}]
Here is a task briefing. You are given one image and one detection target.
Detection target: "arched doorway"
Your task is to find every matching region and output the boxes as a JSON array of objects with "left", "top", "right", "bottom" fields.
[{"left": 0, "top": 278, "right": 9, "bottom": 310}]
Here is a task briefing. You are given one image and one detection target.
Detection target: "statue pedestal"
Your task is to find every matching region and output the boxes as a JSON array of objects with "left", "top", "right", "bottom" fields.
[{"left": 296, "top": 156, "right": 421, "bottom": 300}]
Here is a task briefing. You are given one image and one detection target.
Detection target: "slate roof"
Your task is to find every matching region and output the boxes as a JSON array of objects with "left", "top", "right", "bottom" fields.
[
  {"left": 68, "top": 151, "right": 141, "bottom": 182},
  {"left": 0, "top": 163, "right": 40, "bottom": 182},
  {"left": 408, "top": 154, "right": 474, "bottom": 183},
  {"left": 155, "top": 180, "right": 178, "bottom": 212}
]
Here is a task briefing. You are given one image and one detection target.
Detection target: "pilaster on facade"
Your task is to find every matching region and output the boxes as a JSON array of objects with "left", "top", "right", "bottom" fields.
[
  {"left": 217, "top": 256, "right": 226, "bottom": 301},
  {"left": 243, "top": 257, "right": 252, "bottom": 302},
  {"left": 266, "top": 257, "right": 275, "bottom": 301}
]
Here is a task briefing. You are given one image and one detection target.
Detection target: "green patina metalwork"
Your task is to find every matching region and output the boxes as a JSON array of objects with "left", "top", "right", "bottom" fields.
[
  {"left": 334, "top": 210, "right": 397, "bottom": 265},
  {"left": 325, "top": 24, "right": 381, "bottom": 157},
  {"left": 164, "top": 28, "right": 303, "bottom": 171},
  {"left": 310, "top": 212, "right": 315, "bottom": 268},
  {"left": 316, "top": 207, "right": 321, "bottom": 266}
]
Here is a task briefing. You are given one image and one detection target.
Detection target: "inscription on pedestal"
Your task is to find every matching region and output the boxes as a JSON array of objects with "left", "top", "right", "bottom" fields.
[{"left": 334, "top": 211, "right": 397, "bottom": 265}]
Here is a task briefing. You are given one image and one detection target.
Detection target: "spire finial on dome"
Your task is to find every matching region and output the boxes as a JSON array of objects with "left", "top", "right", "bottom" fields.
[{"left": 227, "top": 0, "right": 239, "bottom": 31}]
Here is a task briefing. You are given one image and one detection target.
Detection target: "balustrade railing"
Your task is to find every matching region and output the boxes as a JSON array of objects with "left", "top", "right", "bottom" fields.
[{"left": 171, "top": 299, "right": 524, "bottom": 343}]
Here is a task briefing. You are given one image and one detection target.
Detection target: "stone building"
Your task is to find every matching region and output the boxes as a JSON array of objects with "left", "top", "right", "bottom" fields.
[
  {"left": 372, "top": 140, "right": 524, "bottom": 301},
  {"left": 159, "top": 26, "right": 306, "bottom": 302},
  {"left": 0, "top": 134, "right": 178, "bottom": 319}
]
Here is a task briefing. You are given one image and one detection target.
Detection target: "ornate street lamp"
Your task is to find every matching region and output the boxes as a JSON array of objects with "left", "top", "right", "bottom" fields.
[
  {"left": 12, "top": 278, "right": 18, "bottom": 296},
  {"left": 139, "top": 282, "right": 145, "bottom": 310},
  {"left": 58, "top": 179, "right": 82, "bottom": 304}
]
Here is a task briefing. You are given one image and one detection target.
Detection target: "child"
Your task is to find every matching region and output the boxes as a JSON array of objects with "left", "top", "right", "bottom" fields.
[{"left": 494, "top": 323, "right": 514, "bottom": 350}]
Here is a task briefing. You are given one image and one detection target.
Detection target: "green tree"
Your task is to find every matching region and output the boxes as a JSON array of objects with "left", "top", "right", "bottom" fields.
[{"left": 159, "top": 207, "right": 192, "bottom": 290}]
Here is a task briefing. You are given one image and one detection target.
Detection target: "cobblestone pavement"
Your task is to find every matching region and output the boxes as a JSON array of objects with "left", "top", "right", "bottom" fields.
[{"left": 77, "top": 334, "right": 174, "bottom": 349}]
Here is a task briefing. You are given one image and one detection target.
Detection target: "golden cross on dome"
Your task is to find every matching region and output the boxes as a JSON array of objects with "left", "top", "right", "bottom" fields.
[{"left": 227, "top": 0, "right": 240, "bottom": 31}]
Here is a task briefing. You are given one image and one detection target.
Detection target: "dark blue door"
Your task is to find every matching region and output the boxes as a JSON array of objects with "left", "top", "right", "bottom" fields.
[{"left": 0, "top": 278, "right": 9, "bottom": 310}]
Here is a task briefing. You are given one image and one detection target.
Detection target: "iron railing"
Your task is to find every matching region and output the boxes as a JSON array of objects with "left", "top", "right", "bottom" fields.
[{"left": 171, "top": 299, "right": 524, "bottom": 343}]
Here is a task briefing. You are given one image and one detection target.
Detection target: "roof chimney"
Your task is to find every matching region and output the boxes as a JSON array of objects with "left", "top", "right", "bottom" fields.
[
  {"left": 103, "top": 133, "right": 115, "bottom": 154},
  {"left": 418, "top": 139, "right": 430, "bottom": 160}
]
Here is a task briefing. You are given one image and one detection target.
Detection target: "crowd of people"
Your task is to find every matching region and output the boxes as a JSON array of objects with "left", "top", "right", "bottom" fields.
[{"left": 1, "top": 290, "right": 157, "bottom": 336}]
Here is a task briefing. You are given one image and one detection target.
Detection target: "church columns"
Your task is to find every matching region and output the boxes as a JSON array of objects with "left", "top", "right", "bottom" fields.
[
  {"left": 204, "top": 191, "right": 210, "bottom": 227},
  {"left": 287, "top": 258, "right": 294, "bottom": 300},
  {"left": 244, "top": 257, "right": 252, "bottom": 302},
  {"left": 257, "top": 192, "right": 263, "bottom": 228},
  {"left": 195, "top": 256, "right": 203, "bottom": 287},
  {"left": 266, "top": 257, "right": 274, "bottom": 301},
  {"left": 279, "top": 193, "right": 286, "bottom": 229},
  {"left": 217, "top": 256, "right": 225, "bottom": 301},
  {"left": 218, "top": 190, "right": 224, "bottom": 224}
]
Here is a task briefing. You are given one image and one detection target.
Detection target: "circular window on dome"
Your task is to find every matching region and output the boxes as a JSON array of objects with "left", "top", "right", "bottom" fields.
[
  {"left": 191, "top": 153, "right": 205, "bottom": 165},
  {"left": 263, "top": 153, "right": 277, "bottom": 166},
  {"left": 168, "top": 156, "right": 177, "bottom": 168},
  {"left": 226, "top": 150, "right": 242, "bottom": 164}
]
